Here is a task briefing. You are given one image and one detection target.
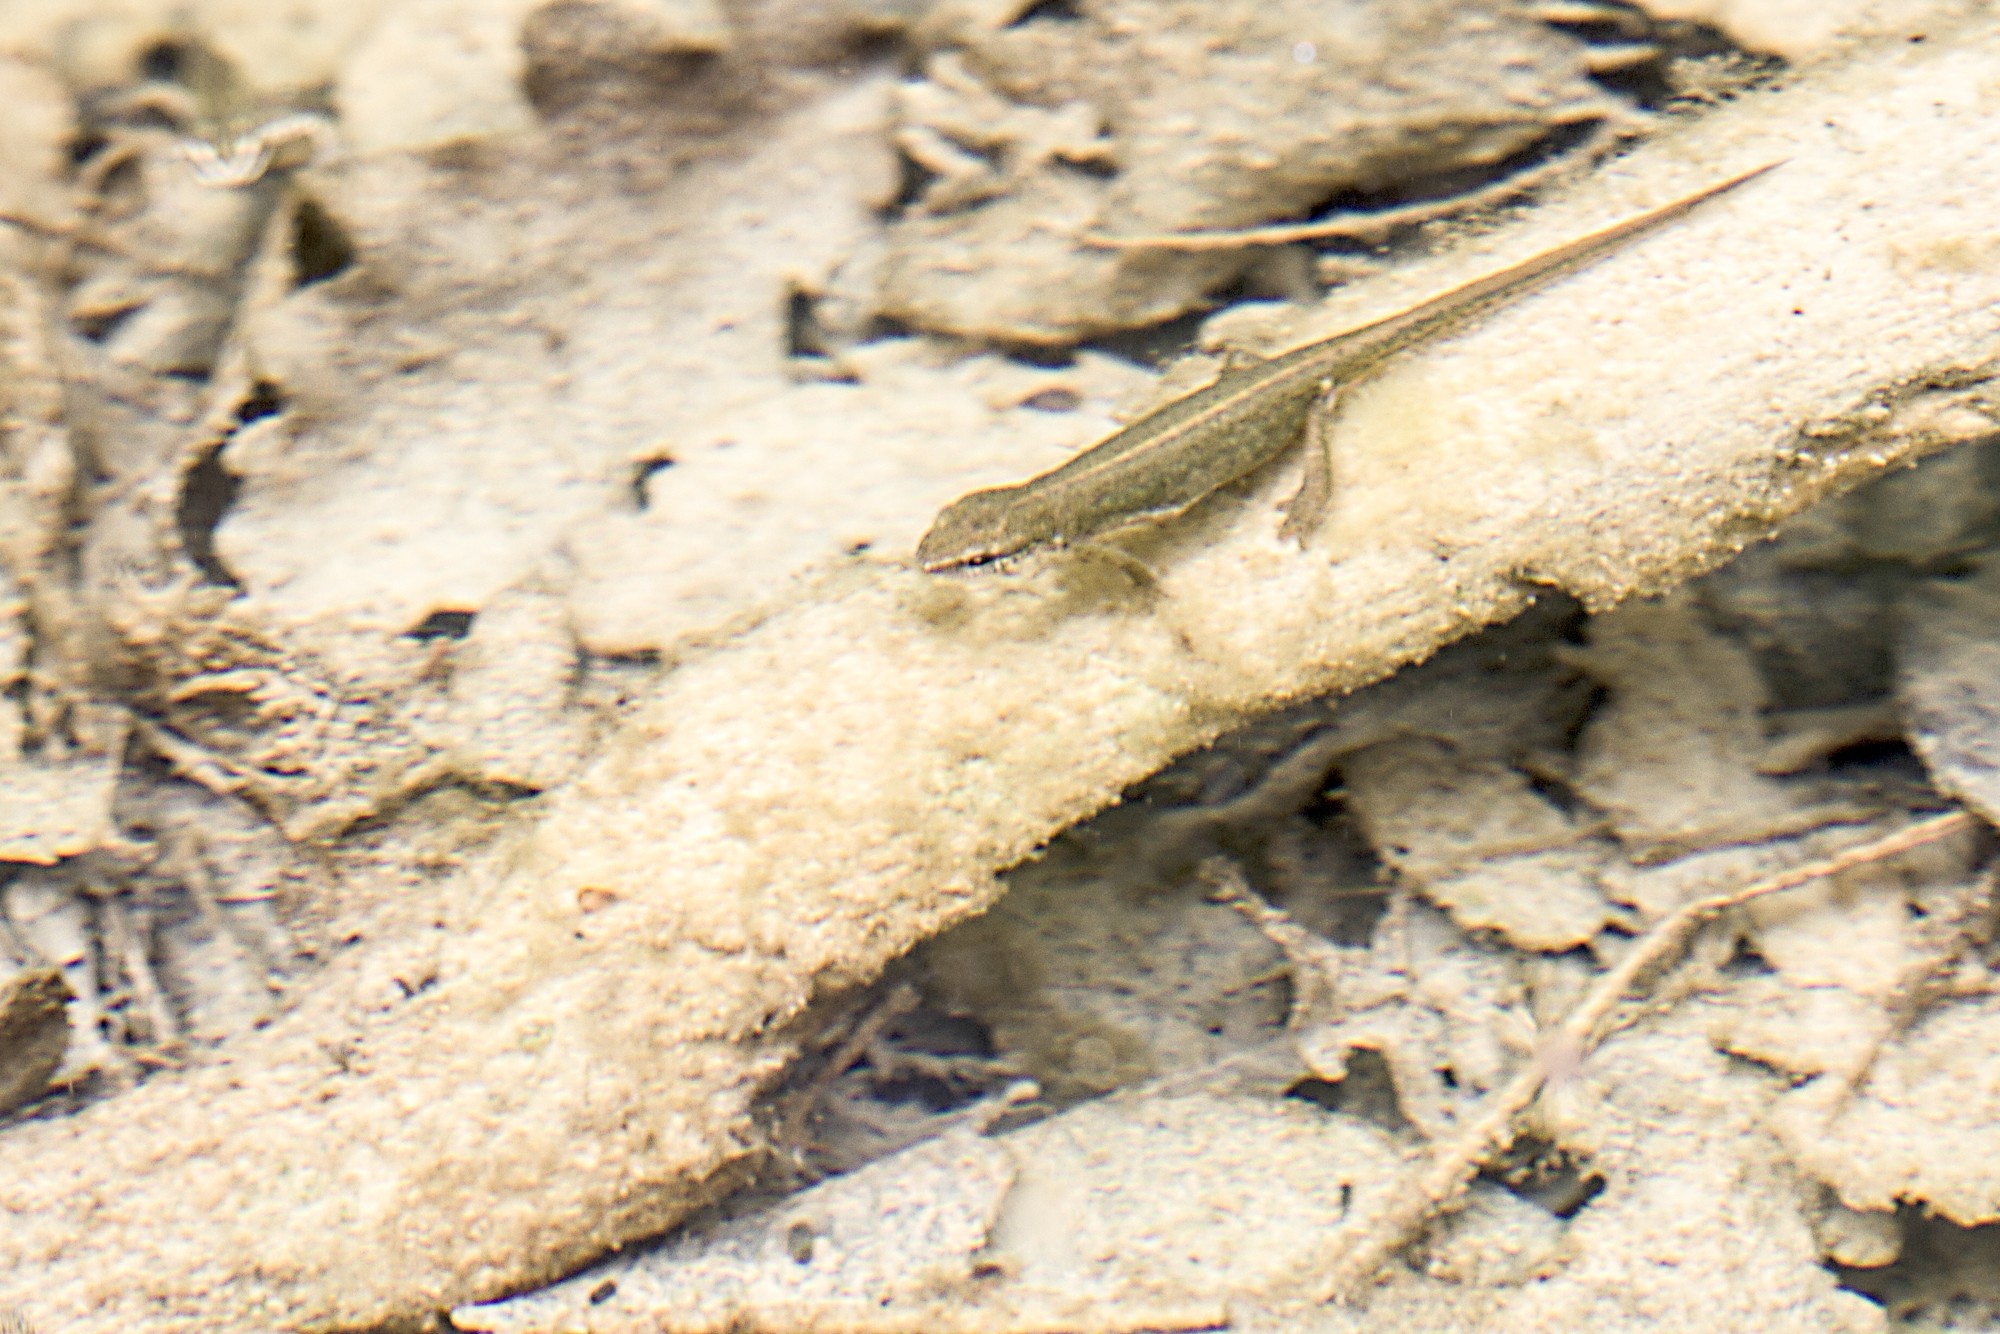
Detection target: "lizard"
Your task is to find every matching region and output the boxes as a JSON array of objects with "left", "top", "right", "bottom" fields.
[{"left": 914, "top": 161, "right": 1779, "bottom": 572}]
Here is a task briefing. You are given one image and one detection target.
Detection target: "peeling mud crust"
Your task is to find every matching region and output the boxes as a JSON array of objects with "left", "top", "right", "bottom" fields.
[
  {"left": 872, "top": 0, "right": 1636, "bottom": 344},
  {"left": 5, "top": 0, "right": 2000, "bottom": 1331},
  {"left": 474, "top": 444, "right": 2000, "bottom": 1334}
]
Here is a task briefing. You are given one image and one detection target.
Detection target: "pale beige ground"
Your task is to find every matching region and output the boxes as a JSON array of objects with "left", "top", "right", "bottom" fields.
[{"left": 1, "top": 2, "right": 1999, "bottom": 1332}]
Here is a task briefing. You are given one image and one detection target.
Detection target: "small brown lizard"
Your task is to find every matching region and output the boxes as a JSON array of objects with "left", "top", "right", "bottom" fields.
[{"left": 915, "top": 162, "right": 1779, "bottom": 572}]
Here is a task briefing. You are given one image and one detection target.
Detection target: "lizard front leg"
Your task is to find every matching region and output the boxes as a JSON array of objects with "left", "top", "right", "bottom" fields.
[{"left": 1277, "top": 376, "right": 1338, "bottom": 547}]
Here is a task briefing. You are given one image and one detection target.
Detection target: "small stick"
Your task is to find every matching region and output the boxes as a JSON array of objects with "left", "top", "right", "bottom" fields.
[
  {"left": 1083, "top": 124, "right": 1618, "bottom": 252},
  {"left": 100, "top": 898, "right": 183, "bottom": 1054},
  {"left": 770, "top": 982, "right": 922, "bottom": 1175},
  {"left": 1298, "top": 808, "right": 1975, "bottom": 1304}
]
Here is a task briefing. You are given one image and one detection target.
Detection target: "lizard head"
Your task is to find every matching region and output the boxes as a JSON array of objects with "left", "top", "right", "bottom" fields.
[{"left": 914, "top": 485, "right": 1041, "bottom": 571}]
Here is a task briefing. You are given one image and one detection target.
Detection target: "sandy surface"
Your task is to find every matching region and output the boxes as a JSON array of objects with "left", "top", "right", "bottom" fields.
[{"left": 2, "top": 2, "right": 2000, "bottom": 1331}]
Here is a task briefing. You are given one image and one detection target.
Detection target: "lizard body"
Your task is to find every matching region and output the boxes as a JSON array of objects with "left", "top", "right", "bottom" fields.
[{"left": 915, "top": 162, "right": 1777, "bottom": 571}]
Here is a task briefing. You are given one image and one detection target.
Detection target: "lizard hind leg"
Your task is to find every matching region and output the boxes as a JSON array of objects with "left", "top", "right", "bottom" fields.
[{"left": 1277, "top": 379, "right": 1338, "bottom": 548}]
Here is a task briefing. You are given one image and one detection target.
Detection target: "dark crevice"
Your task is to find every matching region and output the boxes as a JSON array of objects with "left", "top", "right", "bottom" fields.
[
  {"left": 1053, "top": 153, "right": 1117, "bottom": 182},
  {"left": 291, "top": 196, "right": 357, "bottom": 288},
  {"left": 1822, "top": 737, "right": 1917, "bottom": 772},
  {"left": 784, "top": 286, "right": 831, "bottom": 360},
  {"left": 1283, "top": 1050, "right": 1408, "bottom": 1134},
  {"left": 1718, "top": 932, "right": 1776, "bottom": 978},
  {"left": 173, "top": 379, "right": 283, "bottom": 587},
  {"left": 631, "top": 455, "right": 675, "bottom": 510},
  {"left": 137, "top": 40, "right": 191, "bottom": 83},
  {"left": 861, "top": 313, "right": 913, "bottom": 345},
  {"left": 1531, "top": 0, "right": 1784, "bottom": 108},
  {"left": 1481, "top": 1135, "right": 1607, "bottom": 1218},
  {"left": 236, "top": 380, "right": 287, "bottom": 425},
  {"left": 996, "top": 341, "right": 1077, "bottom": 370},
  {"left": 176, "top": 446, "right": 243, "bottom": 587},
  {"left": 820, "top": 28, "right": 912, "bottom": 80},
  {"left": 884, "top": 1006, "right": 997, "bottom": 1059},
  {"left": 1285, "top": 1078, "right": 1342, "bottom": 1110},
  {"left": 757, "top": 975, "right": 1023, "bottom": 1183},
  {"left": 1008, "top": 0, "right": 1084, "bottom": 23},
  {"left": 588, "top": 646, "right": 662, "bottom": 668},
  {"left": 404, "top": 609, "right": 477, "bottom": 641},
  {"left": 66, "top": 128, "right": 111, "bottom": 167},
  {"left": 1835, "top": 1210, "right": 2000, "bottom": 1324},
  {"left": 1295, "top": 120, "right": 1608, "bottom": 238},
  {"left": 1524, "top": 771, "right": 1584, "bottom": 816},
  {"left": 1555, "top": 681, "right": 1611, "bottom": 753},
  {"left": 886, "top": 147, "right": 941, "bottom": 214},
  {"left": 1078, "top": 306, "right": 1210, "bottom": 371},
  {"left": 72, "top": 304, "right": 140, "bottom": 345},
  {"left": 1314, "top": 887, "right": 1391, "bottom": 949}
]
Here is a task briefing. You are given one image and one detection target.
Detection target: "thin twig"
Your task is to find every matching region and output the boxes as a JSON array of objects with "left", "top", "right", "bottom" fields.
[
  {"left": 100, "top": 899, "right": 182, "bottom": 1054},
  {"left": 1552, "top": 810, "right": 1974, "bottom": 1062},
  {"left": 770, "top": 982, "right": 922, "bottom": 1174},
  {"left": 1205, "top": 859, "right": 1349, "bottom": 1034},
  {"left": 1296, "top": 808, "right": 1975, "bottom": 1304},
  {"left": 1083, "top": 124, "right": 1618, "bottom": 252}
]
